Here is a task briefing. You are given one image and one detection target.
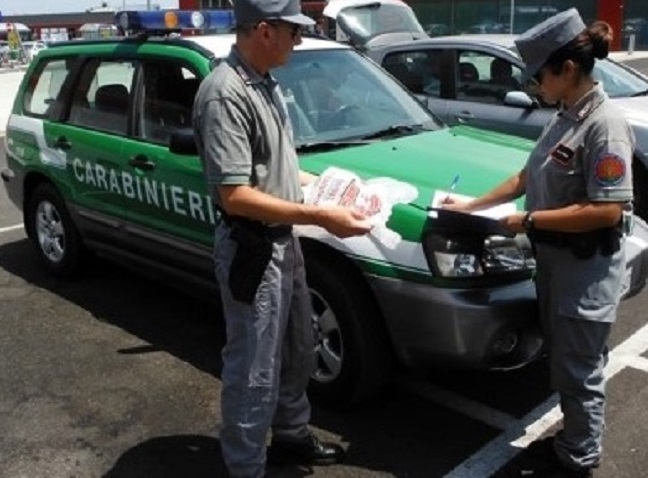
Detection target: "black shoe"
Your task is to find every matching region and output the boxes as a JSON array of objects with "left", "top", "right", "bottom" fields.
[
  {"left": 526, "top": 435, "right": 556, "bottom": 459},
  {"left": 529, "top": 466, "right": 593, "bottom": 478},
  {"left": 518, "top": 436, "right": 593, "bottom": 478},
  {"left": 267, "top": 432, "right": 345, "bottom": 466}
]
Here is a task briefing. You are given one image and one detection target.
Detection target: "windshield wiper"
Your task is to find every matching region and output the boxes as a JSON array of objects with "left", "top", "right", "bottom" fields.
[
  {"left": 361, "top": 124, "right": 423, "bottom": 140},
  {"left": 296, "top": 140, "right": 368, "bottom": 153},
  {"left": 631, "top": 89, "right": 648, "bottom": 97}
]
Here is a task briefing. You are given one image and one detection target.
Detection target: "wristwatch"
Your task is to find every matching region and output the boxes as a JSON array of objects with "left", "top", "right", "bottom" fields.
[{"left": 522, "top": 211, "right": 534, "bottom": 231}]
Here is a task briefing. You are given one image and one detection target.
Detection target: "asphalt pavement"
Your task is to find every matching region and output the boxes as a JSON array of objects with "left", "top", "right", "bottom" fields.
[{"left": 1, "top": 54, "right": 648, "bottom": 478}]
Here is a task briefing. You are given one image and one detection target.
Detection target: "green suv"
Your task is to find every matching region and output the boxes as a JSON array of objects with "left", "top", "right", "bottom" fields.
[{"left": 4, "top": 10, "right": 639, "bottom": 407}]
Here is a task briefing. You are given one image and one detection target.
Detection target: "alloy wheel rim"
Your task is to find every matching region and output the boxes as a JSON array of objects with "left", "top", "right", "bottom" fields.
[
  {"left": 310, "top": 289, "right": 343, "bottom": 383},
  {"left": 36, "top": 200, "right": 65, "bottom": 263}
]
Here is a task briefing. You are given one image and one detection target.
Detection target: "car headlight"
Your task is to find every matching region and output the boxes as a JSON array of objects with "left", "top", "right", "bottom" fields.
[{"left": 423, "top": 232, "right": 535, "bottom": 278}]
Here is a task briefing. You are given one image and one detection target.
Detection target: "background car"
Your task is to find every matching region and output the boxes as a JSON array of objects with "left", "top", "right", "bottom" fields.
[
  {"left": 363, "top": 34, "right": 648, "bottom": 221},
  {"left": 465, "top": 23, "right": 509, "bottom": 34},
  {"left": 21, "top": 40, "right": 47, "bottom": 63},
  {"left": 0, "top": 40, "right": 8, "bottom": 64},
  {"left": 424, "top": 23, "right": 450, "bottom": 37},
  {"left": 623, "top": 17, "right": 648, "bottom": 50}
]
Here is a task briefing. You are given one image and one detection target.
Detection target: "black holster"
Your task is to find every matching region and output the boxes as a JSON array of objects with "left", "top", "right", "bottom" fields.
[
  {"left": 528, "top": 226, "right": 621, "bottom": 260},
  {"left": 225, "top": 214, "right": 292, "bottom": 304}
]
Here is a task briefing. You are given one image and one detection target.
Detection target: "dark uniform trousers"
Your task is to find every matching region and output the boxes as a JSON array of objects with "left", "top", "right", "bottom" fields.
[
  {"left": 534, "top": 241, "right": 625, "bottom": 469},
  {"left": 213, "top": 221, "right": 316, "bottom": 478}
]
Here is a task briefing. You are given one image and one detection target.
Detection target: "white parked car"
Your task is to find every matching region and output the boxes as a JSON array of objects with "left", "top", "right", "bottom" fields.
[{"left": 21, "top": 41, "right": 47, "bottom": 63}]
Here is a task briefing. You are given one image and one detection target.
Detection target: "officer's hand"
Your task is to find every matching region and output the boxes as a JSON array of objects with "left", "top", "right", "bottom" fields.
[
  {"left": 499, "top": 212, "right": 526, "bottom": 233},
  {"left": 299, "top": 171, "right": 318, "bottom": 186},
  {"left": 439, "top": 196, "right": 471, "bottom": 212},
  {"left": 318, "top": 207, "right": 373, "bottom": 238}
]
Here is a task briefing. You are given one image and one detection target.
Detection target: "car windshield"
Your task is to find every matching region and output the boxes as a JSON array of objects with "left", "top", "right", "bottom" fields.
[
  {"left": 592, "top": 59, "right": 648, "bottom": 97},
  {"left": 271, "top": 48, "right": 442, "bottom": 148}
]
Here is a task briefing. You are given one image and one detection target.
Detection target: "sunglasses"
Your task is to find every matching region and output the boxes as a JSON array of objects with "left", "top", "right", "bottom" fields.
[
  {"left": 532, "top": 69, "right": 545, "bottom": 85},
  {"left": 265, "top": 20, "right": 301, "bottom": 39},
  {"left": 524, "top": 68, "right": 545, "bottom": 95}
]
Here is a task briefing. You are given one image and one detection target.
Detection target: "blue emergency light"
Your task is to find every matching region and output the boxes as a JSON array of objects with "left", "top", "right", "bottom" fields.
[{"left": 116, "top": 10, "right": 236, "bottom": 33}]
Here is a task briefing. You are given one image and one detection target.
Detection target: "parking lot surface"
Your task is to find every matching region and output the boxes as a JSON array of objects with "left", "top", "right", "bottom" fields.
[{"left": 1, "top": 56, "right": 648, "bottom": 478}]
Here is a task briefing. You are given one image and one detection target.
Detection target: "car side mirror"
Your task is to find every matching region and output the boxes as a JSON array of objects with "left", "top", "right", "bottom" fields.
[
  {"left": 169, "top": 129, "right": 198, "bottom": 156},
  {"left": 503, "top": 91, "right": 537, "bottom": 109}
]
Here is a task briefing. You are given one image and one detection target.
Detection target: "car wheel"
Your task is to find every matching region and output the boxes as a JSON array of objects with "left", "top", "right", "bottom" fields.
[
  {"left": 305, "top": 251, "right": 394, "bottom": 409},
  {"left": 25, "top": 182, "right": 85, "bottom": 278},
  {"left": 633, "top": 158, "right": 648, "bottom": 222}
]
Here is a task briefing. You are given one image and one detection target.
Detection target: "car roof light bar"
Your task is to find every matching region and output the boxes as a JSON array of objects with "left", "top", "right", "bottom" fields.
[{"left": 115, "top": 10, "right": 236, "bottom": 36}]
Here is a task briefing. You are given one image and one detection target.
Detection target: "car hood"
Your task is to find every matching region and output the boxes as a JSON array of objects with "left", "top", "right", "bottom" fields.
[
  {"left": 299, "top": 125, "right": 648, "bottom": 299},
  {"left": 611, "top": 96, "right": 648, "bottom": 125},
  {"left": 301, "top": 125, "right": 532, "bottom": 211}
]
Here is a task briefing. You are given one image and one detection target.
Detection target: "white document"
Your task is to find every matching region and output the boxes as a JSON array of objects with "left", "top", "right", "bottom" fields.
[
  {"left": 430, "top": 190, "right": 517, "bottom": 220},
  {"left": 304, "top": 167, "right": 419, "bottom": 248}
]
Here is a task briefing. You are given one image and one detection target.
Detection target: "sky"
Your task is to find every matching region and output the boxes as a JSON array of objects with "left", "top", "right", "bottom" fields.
[{"left": 0, "top": 1, "right": 179, "bottom": 16}]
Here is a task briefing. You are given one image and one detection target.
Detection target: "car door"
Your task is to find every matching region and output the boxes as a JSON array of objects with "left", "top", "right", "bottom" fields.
[
  {"left": 43, "top": 57, "right": 135, "bottom": 241},
  {"left": 119, "top": 57, "right": 214, "bottom": 273},
  {"left": 446, "top": 49, "right": 552, "bottom": 140},
  {"left": 380, "top": 47, "right": 450, "bottom": 122}
]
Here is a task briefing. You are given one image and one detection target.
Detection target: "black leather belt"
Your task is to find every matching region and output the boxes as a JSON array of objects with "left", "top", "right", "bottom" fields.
[
  {"left": 217, "top": 207, "right": 293, "bottom": 240},
  {"left": 529, "top": 226, "right": 621, "bottom": 259}
]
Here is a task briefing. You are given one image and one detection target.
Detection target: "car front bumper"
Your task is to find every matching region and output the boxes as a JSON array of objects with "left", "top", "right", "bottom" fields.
[{"left": 368, "top": 275, "right": 542, "bottom": 371}]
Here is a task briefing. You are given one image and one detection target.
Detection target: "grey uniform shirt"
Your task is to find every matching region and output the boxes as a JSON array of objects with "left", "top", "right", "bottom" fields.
[
  {"left": 525, "top": 83, "right": 635, "bottom": 213},
  {"left": 524, "top": 83, "right": 635, "bottom": 323},
  {"left": 193, "top": 46, "right": 302, "bottom": 209}
]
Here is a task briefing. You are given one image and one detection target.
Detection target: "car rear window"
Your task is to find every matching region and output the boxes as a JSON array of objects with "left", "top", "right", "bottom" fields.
[{"left": 23, "top": 58, "right": 70, "bottom": 118}]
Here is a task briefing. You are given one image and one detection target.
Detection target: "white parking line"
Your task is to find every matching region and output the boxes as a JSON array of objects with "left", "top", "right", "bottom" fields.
[
  {"left": 0, "top": 223, "right": 23, "bottom": 234},
  {"left": 444, "top": 397, "right": 562, "bottom": 478},
  {"left": 628, "top": 356, "right": 648, "bottom": 373},
  {"left": 439, "top": 321, "right": 648, "bottom": 478}
]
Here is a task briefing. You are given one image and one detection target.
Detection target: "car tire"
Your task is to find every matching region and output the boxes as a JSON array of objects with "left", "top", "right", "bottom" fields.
[
  {"left": 305, "top": 250, "right": 394, "bottom": 409},
  {"left": 25, "top": 182, "right": 85, "bottom": 278}
]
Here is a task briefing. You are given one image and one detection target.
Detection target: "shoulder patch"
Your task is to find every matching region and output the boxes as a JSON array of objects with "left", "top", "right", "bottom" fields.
[{"left": 594, "top": 153, "right": 626, "bottom": 186}]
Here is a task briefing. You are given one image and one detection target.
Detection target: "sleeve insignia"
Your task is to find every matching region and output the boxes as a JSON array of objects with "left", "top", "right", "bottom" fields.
[{"left": 594, "top": 153, "right": 626, "bottom": 186}]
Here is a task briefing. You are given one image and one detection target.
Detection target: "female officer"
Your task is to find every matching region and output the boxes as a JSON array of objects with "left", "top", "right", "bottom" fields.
[{"left": 443, "top": 8, "right": 634, "bottom": 478}]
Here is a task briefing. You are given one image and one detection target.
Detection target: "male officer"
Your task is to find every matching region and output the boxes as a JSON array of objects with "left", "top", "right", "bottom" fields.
[{"left": 192, "top": 0, "right": 372, "bottom": 477}]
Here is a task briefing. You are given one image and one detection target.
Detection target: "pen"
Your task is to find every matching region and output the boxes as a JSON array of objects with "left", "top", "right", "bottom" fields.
[{"left": 444, "top": 174, "right": 460, "bottom": 203}]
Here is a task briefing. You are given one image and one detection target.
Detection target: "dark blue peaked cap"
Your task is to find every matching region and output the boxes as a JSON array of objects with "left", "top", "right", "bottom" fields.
[{"left": 515, "top": 8, "right": 586, "bottom": 81}]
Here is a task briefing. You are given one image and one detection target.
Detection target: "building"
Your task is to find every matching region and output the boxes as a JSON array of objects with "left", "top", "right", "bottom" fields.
[
  {"left": 3, "top": 1, "right": 647, "bottom": 50},
  {"left": 179, "top": 0, "right": 648, "bottom": 51},
  {"left": 1, "top": 12, "right": 115, "bottom": 41}
]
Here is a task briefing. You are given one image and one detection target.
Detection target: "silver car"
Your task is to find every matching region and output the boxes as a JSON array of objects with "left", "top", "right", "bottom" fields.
[{"left": 360, "top": 34, "right": 648, "bottom": 221}]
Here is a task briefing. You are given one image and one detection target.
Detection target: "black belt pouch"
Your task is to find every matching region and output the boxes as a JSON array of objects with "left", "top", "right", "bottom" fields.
[{"left": 228, "top": 222, "right": 273, "bottom": 304}]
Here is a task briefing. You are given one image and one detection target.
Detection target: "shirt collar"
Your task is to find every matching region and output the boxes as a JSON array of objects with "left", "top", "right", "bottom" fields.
[
  {"left": 227, "top": 46, "right": 277, "bottom": 89},
  {"left": 559, "top": 82, "right": 607, "bottom": 122}
]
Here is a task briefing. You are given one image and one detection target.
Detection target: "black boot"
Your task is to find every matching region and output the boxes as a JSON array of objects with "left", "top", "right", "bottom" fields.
[
  {"left": 267, "top": 432, "right": 345, "bottom": 466},
  {"left": 517, "top": 436, "right": 594, "bottom": 478}
]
